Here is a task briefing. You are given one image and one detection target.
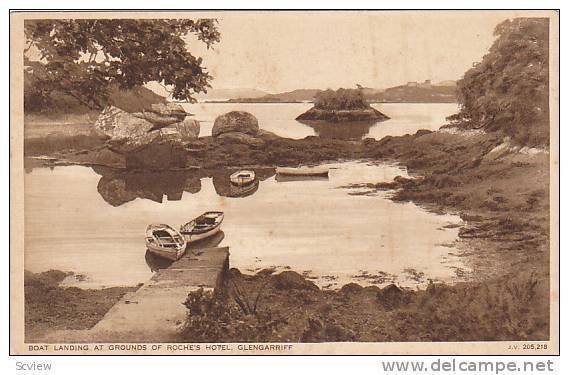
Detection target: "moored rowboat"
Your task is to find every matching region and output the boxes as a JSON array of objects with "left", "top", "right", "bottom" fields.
[
  {"left": 180, "top": 211, "right": 224, "bottom": 243},
  {"left": 230, "top": 170, "right": 256, "bottom": 186},
  {"left": 145, "top": 223, "right": 187, "bottom": 261},
  {"left": 276, "top": 166, "right": 329, "bottom": 177}
]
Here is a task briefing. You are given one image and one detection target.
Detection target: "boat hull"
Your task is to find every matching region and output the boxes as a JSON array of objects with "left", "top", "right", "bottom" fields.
[
  {"left": 145, "top": 223, "right": 187, "bottom": 261},
  {"left": 182, "top": 224, "right": 222, "bottom": 243},
  {"left": 145, "top": 243, "right": 185, "bottom": 261}
]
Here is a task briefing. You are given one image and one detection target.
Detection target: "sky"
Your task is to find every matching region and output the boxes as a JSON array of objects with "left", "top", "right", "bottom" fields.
[{"left": 170, "top": 11, "right": 519, "bottom": 94}]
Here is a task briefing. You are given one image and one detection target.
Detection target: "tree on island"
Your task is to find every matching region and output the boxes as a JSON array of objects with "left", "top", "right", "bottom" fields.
[
  {"left": 448, "top": 18, "right": 549, "bottom": 146},
  {"left": 297, "top": 88, "right": 389, "bottom": 122},
  {"left": 24, "top": 19, "right": 220, "bottom": 111},
  {"left": 313, "top": 88, "right": 369, "bottom": 110}
]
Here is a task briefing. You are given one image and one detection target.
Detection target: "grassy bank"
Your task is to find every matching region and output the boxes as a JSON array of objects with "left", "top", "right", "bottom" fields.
[
  {"left": 179, "top": 128, "right": 551, "bottom": 342},
  {"left": 361, "top": 129, "right": 550, "bottom": 280},
  {"left": 24, "top": 270, "right": 139, "bottom": 342},
  {"left": 181, "top": 267, "right": 548, "bottom": 342}
]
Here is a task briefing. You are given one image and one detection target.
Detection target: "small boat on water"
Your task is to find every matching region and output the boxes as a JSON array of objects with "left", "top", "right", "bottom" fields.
[
  {"left": 145, "top": 223, "right": 187, "bottom": 261},
  {"left": 276, "top": 166, "right": 329, "bottom": 177},
  {"left": 180, "top": 211, "right": 224, "bottom": 243},
  {"left": 230, "top": 170, "right": 256, "bottom": 186}
]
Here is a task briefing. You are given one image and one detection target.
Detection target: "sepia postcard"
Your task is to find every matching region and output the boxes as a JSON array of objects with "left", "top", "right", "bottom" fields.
[{"left": 10, "top": 10, "right": 559, "bottom": 355}]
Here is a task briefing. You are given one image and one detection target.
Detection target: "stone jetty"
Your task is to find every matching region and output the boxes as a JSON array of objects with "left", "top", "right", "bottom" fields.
[{"left": 44, "top": 247, "right": 229, "bottom": 343}]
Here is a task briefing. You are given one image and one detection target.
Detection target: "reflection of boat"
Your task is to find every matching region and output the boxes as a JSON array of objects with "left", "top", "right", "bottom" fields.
[
  {"left": 144, "top": 250, "right": 174, "bottom": 272},
  {"left": 187, "top": 230, "right": 225, "bottom": 251},
  {"left": 230, "top": 170, "right": 256, "bottom": 186},
  {"left": 276, "top": 166, "right": 329, "bottom": 177},
  {"left": 180, "top": 211, "right": 224, "bottom": 243},
  {"left": 229, "top": 179, "right": 259, "bottom": 197},
  {"left": 145, "top": 223, "right": 187, "bottom": 261},
  {"left": 276, "top": 174, "right": 329, "bottom": 183}
]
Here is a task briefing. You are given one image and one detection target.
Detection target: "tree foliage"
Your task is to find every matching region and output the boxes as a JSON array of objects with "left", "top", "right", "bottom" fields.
[
  {"left": 24, "top": 19, "right": 220, "bottom": 110},
  {"left": 314, "top": 88, "right": 370, "bottom": 110},
  {"left": 448, "top": 18, "right": 549, "bottom": 146}
]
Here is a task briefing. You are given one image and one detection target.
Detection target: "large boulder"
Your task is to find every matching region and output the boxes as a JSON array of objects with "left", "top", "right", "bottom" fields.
[
  {"left": 94, "top": 105, "right": 199, "bottom": 155},
  {"left": 212, "top": 111, "right": 259, "bottom": 137},
  {"left": 150, "top": 102, "right": 188, "bottom": 117},
  {"left": 94, "top": 105, "right": 154, "bottom": 141},
  {"left": 173, "top": 117, "right": 200, "bottom": 139}
]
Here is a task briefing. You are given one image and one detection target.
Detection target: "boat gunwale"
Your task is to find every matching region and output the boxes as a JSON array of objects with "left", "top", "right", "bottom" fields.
[{"left": 180, "top": 211, "right": 224, "bottom": 235}]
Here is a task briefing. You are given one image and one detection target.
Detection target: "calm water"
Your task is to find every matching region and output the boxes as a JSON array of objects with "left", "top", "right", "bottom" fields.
[
  {"left": 182, "top": 102, "right": 459, "bottom": 139},
  {"left": 25, "top": 161, "right": 468, "bottom": 289}
]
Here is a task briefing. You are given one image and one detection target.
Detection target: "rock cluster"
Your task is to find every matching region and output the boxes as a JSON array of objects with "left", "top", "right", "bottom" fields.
[
  {"left": 94, "top": 103, "right": 199, "bottom": 169},
  {"left": 94, "top": 103, "right": 199, "bottom": 153},
  {"left": 91, "top": 108, "right": 279, "bottom": 169},
  {"left": 296, "top": 107, "right": 390, "bottom": 123}
]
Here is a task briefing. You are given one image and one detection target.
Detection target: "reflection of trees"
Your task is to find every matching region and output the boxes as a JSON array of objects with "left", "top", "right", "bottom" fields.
[
  {"left": 93, "top": 166, "right": 202, "bottom": 207},
  {"left": 93, "top": 166, "right": 275, "bottom": 206},
  {"left": 297, "top": 119, "right": 380, "bottom": 140}
]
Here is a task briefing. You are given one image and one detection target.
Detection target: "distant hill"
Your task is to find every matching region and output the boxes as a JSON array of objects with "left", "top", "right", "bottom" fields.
[
  {"left": 211, "top": 89, "right": 321, "bottom": 103},
  {"left": 107, "top": 86, "right": 167, "bottom": 113},
  {"left": 367, "top": 80, "right": 457, "bottom": 103},
  {"left": 196, "top": 88, "right": 269, "bottom": 101},
  {"left": 260, "top": 89, "right": 321, "bottom": 102},
  {"left": 213, "top": 81, "right": 457, "bottom": 104},
  {"left": 24, "top": 79, "right": 166, "bottom": 114}
]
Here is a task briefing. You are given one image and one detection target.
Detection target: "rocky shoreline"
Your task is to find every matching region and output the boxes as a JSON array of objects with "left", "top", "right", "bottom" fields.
[
  {"left": 296, "top": 107, "right": 389, "bottom": 123},
  {"left": 24, "top": 108, "right": 550, "bottom": 341}
]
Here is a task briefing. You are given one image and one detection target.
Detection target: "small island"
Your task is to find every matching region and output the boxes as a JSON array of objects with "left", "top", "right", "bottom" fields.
[{"left": 296, "top": 88, "right": 390, "bottom": 123}]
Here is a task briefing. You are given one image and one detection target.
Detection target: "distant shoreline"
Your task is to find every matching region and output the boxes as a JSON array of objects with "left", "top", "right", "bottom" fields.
[{"left": 198, "top": 100, "right": 458, "bottom": 104}]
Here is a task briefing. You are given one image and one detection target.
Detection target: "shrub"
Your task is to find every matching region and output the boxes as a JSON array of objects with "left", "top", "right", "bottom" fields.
[
  {"left": 180, "top": 279, "right": 287, "bottom": 342},
  {"left": 313, "top": 88, "right": 370, "bottom": 110}
]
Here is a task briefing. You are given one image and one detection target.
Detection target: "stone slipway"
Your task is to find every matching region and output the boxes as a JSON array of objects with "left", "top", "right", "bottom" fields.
[{"left": 44, "top": 247, "right": 229, "bottom": 343}]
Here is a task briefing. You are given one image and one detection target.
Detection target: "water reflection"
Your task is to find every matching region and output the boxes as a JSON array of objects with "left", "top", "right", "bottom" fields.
[
  {"left": 25, "top": 162, "right": 467, "bottom": 289},
  {"left": 93, "top": 166, "right": 276, "bottom": 206},
  {"left": 275, "top": 174, "right": 329, "bottom": 183},
  {"left": 296, "top": 119, "right": 380, "bottom": 140},
  {"left": 93, "top": 166, "right": 202, "bottom": 207},
  {"left": 211, "top": 168, "right": 275, "bottom": 198}
]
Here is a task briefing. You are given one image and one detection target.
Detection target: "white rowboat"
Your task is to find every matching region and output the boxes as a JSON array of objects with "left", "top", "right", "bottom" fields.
[
  {"left": 145, "top": 223, "right": 187, "bottom": 261},
  {"left": 180, "top": 211, "right": 225, "bottom": 243}
]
